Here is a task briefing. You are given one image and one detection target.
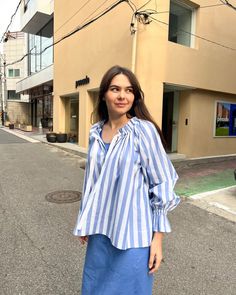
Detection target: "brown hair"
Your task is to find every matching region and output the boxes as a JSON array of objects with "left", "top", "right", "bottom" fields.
[{"left": 91, "top": 65, "right": 166, "bottom": 147}]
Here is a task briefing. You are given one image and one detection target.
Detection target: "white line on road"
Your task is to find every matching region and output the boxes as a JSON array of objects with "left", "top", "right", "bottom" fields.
[
  {"left": 189, "top": 185, "right": 236, "bottom": 200},
  {"left": 208, "top": 202, "right": 236, "bottom": 216}
]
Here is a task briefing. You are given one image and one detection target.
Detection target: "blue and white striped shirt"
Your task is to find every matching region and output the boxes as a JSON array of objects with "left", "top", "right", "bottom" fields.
[{"left": 73, "top": 116, "right": 180, "bottom": 250}]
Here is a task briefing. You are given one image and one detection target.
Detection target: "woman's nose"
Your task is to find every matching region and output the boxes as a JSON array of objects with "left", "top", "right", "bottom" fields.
[{"left": 118, "top": 90, "right": 125, "bottom": 99}]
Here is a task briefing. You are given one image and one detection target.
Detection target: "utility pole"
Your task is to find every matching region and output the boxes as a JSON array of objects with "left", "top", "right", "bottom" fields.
[
  {"left": 3, "top": 59, "right": 7, "bottom": 115},
  {"left": 0, "top": 54, "right": 7, "bottom": 126},
  {"left": 0, "top": 55, "right": 3, "bottom": 127}
]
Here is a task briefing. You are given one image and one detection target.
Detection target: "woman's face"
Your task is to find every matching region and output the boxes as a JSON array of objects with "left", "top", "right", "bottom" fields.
[{"left": 104, "top": 74, "right": 135, "bottom": 118}]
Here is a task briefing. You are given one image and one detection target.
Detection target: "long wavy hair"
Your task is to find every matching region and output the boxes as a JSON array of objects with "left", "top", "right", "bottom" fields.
[{"left": 91, "top": 65, "right": 166, "bottom": 147}]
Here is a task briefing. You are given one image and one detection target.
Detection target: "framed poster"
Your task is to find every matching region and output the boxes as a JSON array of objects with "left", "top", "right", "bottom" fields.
[{"left": 215, "top": 101, "right": 236, "bottom": 136}]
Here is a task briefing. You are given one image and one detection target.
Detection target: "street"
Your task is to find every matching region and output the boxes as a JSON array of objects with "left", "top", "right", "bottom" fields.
[{"left": 0, "top": 129, "right": 235, "bottom": 295}]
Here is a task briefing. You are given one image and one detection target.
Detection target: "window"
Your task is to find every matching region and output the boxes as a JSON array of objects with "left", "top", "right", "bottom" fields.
[
  {"left": 7, "top": 90, "right": 20, "bottom": 100},
  {"left": 15, "top": 69, "right": 20, "bottom": 77},
  {"left": 28, "top": 19, "right": 53, "bottom": 75},
  {"left": 8, "top": 69, "right": 13, "bottom": 77},
  {"left": 168, "top": 0, "right": 195, "bottom": 47},
  {"left": 8, "top": 69, "right": 20, "bottom": 77}
]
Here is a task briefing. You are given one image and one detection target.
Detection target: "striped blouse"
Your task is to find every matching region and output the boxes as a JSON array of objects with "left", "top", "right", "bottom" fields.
[{"left": 73, "top": 116, "right": 180, "bottom": 250}]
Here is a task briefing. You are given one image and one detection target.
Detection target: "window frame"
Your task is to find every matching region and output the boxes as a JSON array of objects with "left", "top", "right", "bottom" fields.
[
  {"left": 7, "top": 90, "right": 21, "bottom": 100},
  {"left": 168, "top": 0, "right": 197, "bottom": 48}
]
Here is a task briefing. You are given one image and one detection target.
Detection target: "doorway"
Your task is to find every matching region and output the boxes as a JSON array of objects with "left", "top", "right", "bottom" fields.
[
  {"left": 162, "top": 91, "right": 179, "bottom": 153},
  {"left": 64, "top": 95, "right": 79, "bottom": 143}
]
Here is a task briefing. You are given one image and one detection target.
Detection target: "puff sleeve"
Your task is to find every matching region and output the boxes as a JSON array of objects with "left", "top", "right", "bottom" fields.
[{"left": 139, "top": 120, "right": 180, "bottom": 232}]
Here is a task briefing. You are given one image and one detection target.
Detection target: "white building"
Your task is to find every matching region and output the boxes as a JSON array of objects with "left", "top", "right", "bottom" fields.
[
  {"left": 16, "top": 0, "right": 54, "bottom": 129},
  {"left": 3, "top": 31, "right": 29, "bottom": 124}
]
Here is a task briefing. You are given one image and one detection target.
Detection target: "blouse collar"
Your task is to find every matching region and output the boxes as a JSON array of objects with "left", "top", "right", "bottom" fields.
[{"left": 96, "top": 116, "right": 138, "bottom": 136}]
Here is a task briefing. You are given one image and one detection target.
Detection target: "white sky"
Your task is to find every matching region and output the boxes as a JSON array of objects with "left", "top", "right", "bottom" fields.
[{"left": 0, "top": 0, "right": 21, "bottom": 52}]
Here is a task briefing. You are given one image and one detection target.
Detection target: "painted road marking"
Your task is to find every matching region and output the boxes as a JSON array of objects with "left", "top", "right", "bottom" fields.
[
  {"left": 190, "top": 185, "right": 236, "bottom": 200},
  {"left": 208, "top": 202, "right": 236, "bottom": 216}
]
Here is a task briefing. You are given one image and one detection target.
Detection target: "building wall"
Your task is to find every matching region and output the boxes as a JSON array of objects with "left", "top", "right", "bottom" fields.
[
  {"left": 4, "top": 32, "right": 28, "bottom": 102},
  {"left": 53, "top": 0, "right": 133, "bottom": 146},
  {"left": 53, "top": 0, "right": 236, "bottom": 157},
  {"left": 135, "top": 0, "right": 236, "bottom": 126},
  {"left": 178, "top": 90, "right": 236, "bottom": 157},
  {"left": 7, "top": 101, "right": 30, "bottom": 124}
]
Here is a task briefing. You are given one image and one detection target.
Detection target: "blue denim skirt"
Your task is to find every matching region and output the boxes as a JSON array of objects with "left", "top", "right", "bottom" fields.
[{"left": 81, "top": 234, "right": 154, "bottom": 295}]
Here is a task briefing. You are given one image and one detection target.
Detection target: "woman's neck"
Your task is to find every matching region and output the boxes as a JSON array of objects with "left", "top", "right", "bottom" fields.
[{"left": 107, "top": 114, "right": 131, "bottom": 130}]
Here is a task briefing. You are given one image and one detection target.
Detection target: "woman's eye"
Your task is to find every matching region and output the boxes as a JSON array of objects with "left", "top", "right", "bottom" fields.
[
  {"left": 127, "top": 89, "right": 133, "bottom": 93},
  {"left": 111, "top": 87, "right": 119, "bottom": 92}
]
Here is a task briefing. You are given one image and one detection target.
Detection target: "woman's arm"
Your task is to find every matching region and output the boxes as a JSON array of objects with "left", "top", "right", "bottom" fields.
[{"left": 149, "top": 232, "right": 163, "bottom": 274}]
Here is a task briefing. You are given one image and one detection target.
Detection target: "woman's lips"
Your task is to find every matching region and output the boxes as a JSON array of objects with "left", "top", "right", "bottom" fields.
[{"left": 115, "top": 103, "right": 127, "bottom": 107}]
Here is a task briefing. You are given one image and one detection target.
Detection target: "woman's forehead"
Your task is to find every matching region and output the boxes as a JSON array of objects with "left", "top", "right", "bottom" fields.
[{"left": 110, "top": 74, "right": 132, "bottom": 85}]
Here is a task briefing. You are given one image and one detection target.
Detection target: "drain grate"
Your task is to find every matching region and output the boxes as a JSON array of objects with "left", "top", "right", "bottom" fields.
[{"left": 45, "top": 190, "right": 82, "bottom": 204}]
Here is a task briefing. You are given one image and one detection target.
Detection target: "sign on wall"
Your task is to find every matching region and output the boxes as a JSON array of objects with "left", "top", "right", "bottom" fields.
[{"left": 215, "top": 101, "right": 236, "bottom": 136}]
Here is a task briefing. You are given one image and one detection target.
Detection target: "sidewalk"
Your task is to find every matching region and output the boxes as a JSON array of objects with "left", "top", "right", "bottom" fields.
[
  {"left": 1, "top": 125, "right": 236, "bottom": 199},
  {"left": 1, "top": 126, "right": 88, "bottom": 158}
]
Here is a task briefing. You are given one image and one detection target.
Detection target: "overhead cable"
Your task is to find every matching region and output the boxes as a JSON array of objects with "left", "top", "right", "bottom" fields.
[
  {"left": 54, "top": 0, "right": 93, "bottom": 35},
  {"left": 3, "top": 0, "right": 130, "bottom": 67},
  {"left": 220, "top": 0, "right": 236, "bottom": 10},
  {"left": 148, "top": 15, "right": 236, "bottom": 51},
  {"left": 0, "top": 0, "right": 23, "bottom": 43}
]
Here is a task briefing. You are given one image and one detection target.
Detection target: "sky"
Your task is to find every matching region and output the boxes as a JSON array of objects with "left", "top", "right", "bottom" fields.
[{"left": 0, "top": 0, "right": 21, "bottom": 52}]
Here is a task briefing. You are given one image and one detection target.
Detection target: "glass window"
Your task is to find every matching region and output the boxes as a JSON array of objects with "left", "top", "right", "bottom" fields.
[
  {"left": 8, "top": 69, "right": 14, "bottom": 77},
  {"left": 14, "top": 69, "right": 20, "bottom": 77},
  {"left": 8, "top": 90, "right": 20, "bottom": 100},
  {"left": 28, "top": 19, "right": 53, "bottom": 75},
  {"left": 169, "top": 1, "right": 194, "bottom": 47},
  {"left": 8, "top": 69, "right": 20, "bottom": 77}
]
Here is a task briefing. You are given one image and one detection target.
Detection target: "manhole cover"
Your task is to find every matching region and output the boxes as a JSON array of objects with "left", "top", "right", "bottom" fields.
[{"left": 45, "top": 190, "right": 82, "bottom": 204}]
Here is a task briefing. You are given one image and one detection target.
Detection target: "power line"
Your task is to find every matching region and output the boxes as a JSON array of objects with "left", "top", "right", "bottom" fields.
[
  {"left": 220, "top": 0, "right": 236, "bottom": 10},
  {"left": 3, "top": 0, "right": 130, "bottom": 67},
  {"left": 147, "top": 3, "right": 225, "bottom": 14},
  {"left": 148, "top": 15, "right": 236, "bottom": 51},
  {"left": 0, "top": 0, "right": 23, "bottom": 43},
  {"left": 54, "top": 0, "right": 93, "bottom": 35},
  {"left": 78, "top": 0, "right": 112, "bottom": 26},
  {"left": 201, "top": 3, "right": 224, "bottom": 9}
]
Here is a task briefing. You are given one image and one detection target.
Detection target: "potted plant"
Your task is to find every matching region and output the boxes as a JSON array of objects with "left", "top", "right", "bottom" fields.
[
  {"left": 46, "top": 132, "right": 57, "bottom": 143},
  {"left": 9, "top": 122, "right": 14, "bottom": 129},
  {"left": 56, "top": 132, "right": 67, "bottom": 143},
  {"left": 68, "top": 133, "right": 77, "bottom": 143}
]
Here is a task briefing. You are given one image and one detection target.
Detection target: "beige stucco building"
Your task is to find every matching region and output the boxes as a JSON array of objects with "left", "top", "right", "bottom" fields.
[{"left": 53, "top": 0, "right": 236, "bottom": 158}]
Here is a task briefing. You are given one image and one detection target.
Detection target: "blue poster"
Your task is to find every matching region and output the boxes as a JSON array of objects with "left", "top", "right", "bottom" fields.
[{"left": 215, "top": 101, "right": 236, "bottom": 136}]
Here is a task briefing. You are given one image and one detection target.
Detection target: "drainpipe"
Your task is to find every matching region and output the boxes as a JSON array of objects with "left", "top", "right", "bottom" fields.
[{"left": 131, "top": 18, "right": 138, "bottom": 73}]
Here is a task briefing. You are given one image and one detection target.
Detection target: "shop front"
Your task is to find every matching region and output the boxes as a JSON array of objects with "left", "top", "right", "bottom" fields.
[{"left": 29, "top": 84, "right": 53, "bottom": 129}]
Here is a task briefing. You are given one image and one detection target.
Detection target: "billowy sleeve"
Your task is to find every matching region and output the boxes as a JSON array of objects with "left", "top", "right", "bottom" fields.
[{"left": 139, "top": 120, "right": 180, "bottom": 232}]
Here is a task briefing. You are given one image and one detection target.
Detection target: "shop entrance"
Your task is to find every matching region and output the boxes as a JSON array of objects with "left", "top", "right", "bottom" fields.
[
  {"left": 162, "top": 91, "right": 179, "bottom": 153},
  {"left": 30, "top": 95, "right": 53, "bottom": 128},
  {"left": 64, "top": 95, "right": 79, "bottom": 143}
]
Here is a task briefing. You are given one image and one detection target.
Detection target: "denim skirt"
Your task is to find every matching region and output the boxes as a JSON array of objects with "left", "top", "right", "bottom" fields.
[{"left": 81, "top": 234, "right": 154, "bottom": 295}]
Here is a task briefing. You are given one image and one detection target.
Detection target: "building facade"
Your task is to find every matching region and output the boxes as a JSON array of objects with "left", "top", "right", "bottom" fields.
[
  {"left": 16, "top": 0, "right": 54, "bottom": 129},
  {"left": 2, "top": 31, "right": 30, "bottom": 125},
  {"left": 52, "top": 0, "right": 236, "bottom": 158}
]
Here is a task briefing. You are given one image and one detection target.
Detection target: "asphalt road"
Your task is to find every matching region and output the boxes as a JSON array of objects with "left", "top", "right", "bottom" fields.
[{"left": 0, "top": 129, "right": 235, "bottom": 295}]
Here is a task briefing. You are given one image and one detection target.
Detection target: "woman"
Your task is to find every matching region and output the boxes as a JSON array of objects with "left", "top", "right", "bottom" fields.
[{"left": 73, "top": 65, "right": 180, "bottom": 295}]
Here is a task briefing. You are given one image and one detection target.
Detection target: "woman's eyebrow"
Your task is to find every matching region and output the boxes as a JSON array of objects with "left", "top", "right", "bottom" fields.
[
  {"left": 109, "top": 85, "right": 133, "bottom": 88},
  {"left": 109, "top": 84, "right": 120, "bottom": 88}
]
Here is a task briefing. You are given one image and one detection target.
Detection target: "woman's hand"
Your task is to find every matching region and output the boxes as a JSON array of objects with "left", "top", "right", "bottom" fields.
[
  {"left": 79, "top": 236, "right": 88, "bottom": 245},
  {"left": 149, "top": 232, "right": 163, "bottom": 274}
]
